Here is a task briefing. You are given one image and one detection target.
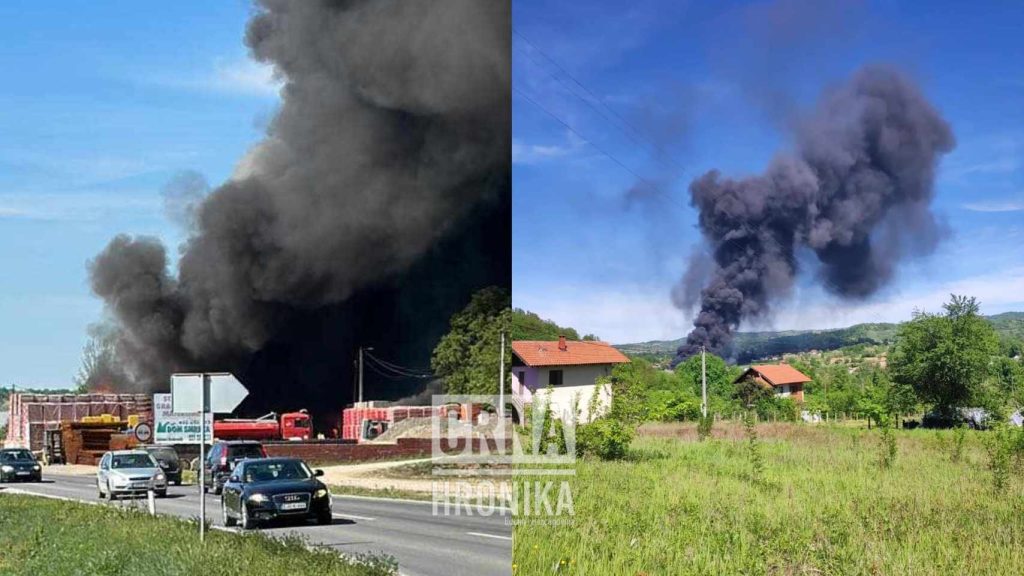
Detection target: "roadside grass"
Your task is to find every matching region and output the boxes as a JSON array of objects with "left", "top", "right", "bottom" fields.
[
  {"left": 513, "top": 423, "right": 1024, "bottom": 575},
  {"left": 0, "top": 493, "right": 396, "bottom": 576}
]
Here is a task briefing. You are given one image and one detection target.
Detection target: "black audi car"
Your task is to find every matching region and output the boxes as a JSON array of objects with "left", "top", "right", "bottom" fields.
[
  {"left": 0, "top": 448, "right": 42, "bottom": 482},
  {"left": 220, "top": 457, "right": 332, "bottom": 529}
]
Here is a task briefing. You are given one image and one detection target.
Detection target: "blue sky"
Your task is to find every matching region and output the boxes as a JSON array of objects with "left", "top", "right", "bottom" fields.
[
  {"left": 0, "top": 1, "right": 279, "bottom": 388},
  {"left": 513, "top": 0, "right": 1024, "bottom": 343}
]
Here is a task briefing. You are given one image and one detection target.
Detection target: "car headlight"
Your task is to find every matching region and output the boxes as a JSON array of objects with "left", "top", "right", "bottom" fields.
[
  {"left": 248, "top": 493, "right": 268, "bottom": 503},
  {"left": 0, "top": 465, "right": 12, "bottom": 473},
  {"left": 154, "top": 472, "right": 166, "bottom": 481},
  {"left": 33, "top": 465, "right": 41, "bottom": 471},
  {"left": 112, "top": 476, "right": 128, "bottom": 485},
  {"left": 314, "top": 488, "right": 328, "bottom": 499}
]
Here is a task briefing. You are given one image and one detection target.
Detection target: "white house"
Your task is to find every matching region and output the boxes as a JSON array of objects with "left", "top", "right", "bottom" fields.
[{"left": 510, "top": 336, "right": 630, "bottom": 423}]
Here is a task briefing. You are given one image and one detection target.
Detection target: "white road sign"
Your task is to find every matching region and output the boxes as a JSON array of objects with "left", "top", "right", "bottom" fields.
[
  {"left": 170, "top": 373, "right": 204, "bottom": 413},
  {"left": 206, "top": 373, "right": 249, "bottom": 413},
  {"left": 153, "top": 394, "right": 213, "bottom": 444},
  {"left": 171, "top": 372, "right": 249, "bottom": 414},
  {"left": 133, "top": 422, "right": 153, "bottom": 443}
]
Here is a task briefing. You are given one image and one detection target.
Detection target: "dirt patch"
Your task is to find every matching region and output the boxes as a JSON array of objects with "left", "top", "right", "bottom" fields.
[
  {"left": 638, "top": 421, "right": 860, "bottom": 442},
  {"left": 320, "top": 456, "right": 508, "bottom": 495},
  {"left": 41, "top": 464, "right": 97, "bottom": 476}
]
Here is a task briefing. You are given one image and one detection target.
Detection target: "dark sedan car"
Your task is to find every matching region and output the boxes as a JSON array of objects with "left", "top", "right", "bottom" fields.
[
  {"left": 0, "top": 448, "right": 42, "bottom": 482},
  {"left": 141, "top": 445, "right": 182, "bottom": 485},
  {"left": 204, "top": 441, "right": 267, "bottom": 495},
  {"left": 220, "top": 458, "right": 332, "bottom": 529}
]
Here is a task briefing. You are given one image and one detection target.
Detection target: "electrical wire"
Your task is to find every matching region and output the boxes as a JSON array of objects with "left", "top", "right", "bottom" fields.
[
  {"left": 513, "top": 28, "right": 689, "bottom": 177},
  {"left": 513, "top": 85, "right": 690, "bottom": 213}
]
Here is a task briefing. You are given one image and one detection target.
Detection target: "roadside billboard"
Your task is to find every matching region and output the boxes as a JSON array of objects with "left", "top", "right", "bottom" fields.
[{"left": 153, "top": 393, "right": 212, "bottom": 444}]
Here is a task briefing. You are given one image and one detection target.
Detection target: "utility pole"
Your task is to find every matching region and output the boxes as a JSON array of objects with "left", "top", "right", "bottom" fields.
[
  {"left": 498, "top": 332, "right": 505, "bottom": 419},
  {"left": 358, "top": 346, "right": 373, "bottom": 404},
  {"left": 701, "top": 345, "right": 708, "bottom": 418},
  {"left": 358, "top": 347, "right": 364, "bottom": 404}
]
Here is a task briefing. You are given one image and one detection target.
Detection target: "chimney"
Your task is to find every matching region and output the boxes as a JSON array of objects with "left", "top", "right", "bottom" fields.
[{"left": 558, "top": 335, "right": 567, "bottom": 351}]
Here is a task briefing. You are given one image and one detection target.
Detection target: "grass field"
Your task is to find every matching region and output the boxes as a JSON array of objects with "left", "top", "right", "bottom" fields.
[
  {"left": 0, "top": 493, "right": 395, "bottom": 576},
  {"left": 512, "top": 422, "right": 1024, "bottom": 575}
]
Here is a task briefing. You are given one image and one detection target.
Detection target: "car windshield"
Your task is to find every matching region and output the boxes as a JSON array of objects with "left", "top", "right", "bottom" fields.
[
  {"left": 228, "top": 445, "right": 265, "bottom": 459},
  {"left": 111, "top": 454, "right": 157, "bottom": 469},
  {"left": 241, "top": 460, "right": 312, "bottom": 483},
  {"left": 147, "top": 447, "right": 178, "bottom": 462},
  {"left": 1, "top": 450, "right": 34, "bottom": 462}
]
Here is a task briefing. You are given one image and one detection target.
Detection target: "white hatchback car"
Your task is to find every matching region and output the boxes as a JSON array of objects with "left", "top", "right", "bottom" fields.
[{"left": 97, "top": 450, "right": 168, "bottom": 499}]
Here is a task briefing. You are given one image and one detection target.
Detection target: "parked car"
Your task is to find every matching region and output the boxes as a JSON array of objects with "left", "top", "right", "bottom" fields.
[
  {"left": 0, "top": 448, "right": 42, "bottom": 482},
  {"left": 141, "top": 445, "right": 182, "bottom": 485},
  {"left": 220, "top": 457, "right": 332, "bottom": 529},
  {"left": 203, "top": 440, "right": 267, "bottom": 495},
  {"left": 97, "top": 450, "right": 168, "bottom": 499}
]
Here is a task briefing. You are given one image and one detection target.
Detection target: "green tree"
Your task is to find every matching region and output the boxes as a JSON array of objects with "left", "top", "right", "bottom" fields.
[
  {"left": 510, "top": 309, "right": 594, "bottom": 341},
  {"left": 73, "top": 323, "right": 127, "bottom": 393},
  {"left": 890, "top": 295, "right": 1000, "bottom": 415},
  {"left": 431, "top": 287, "right": 511, "bottom": 395}
]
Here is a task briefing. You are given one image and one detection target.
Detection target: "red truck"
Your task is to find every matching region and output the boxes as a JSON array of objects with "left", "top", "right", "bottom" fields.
[{"left": 213, "top": 410, "right": 312, "bottom": 441}]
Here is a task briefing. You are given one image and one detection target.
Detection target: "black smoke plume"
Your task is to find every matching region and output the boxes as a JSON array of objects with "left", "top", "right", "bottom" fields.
[
  {"left": 88, "top": 0, "right": 510, "bottom": 427},
  {"left": 674, "top": 66, "right": 954, "bottom": 363}
]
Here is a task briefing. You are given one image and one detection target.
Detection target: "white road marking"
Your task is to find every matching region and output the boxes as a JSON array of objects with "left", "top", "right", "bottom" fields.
[
  {"left": 334, "top": 512, "right": 376, "bottom": 521},
  {"left": 466, "top": 531, "right": 512, "bottom": 541}
]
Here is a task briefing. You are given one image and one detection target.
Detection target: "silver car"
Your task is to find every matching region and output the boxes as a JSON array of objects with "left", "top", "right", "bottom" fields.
[{"left": 97, "top": 450, "right": 168, "bottom": 499}]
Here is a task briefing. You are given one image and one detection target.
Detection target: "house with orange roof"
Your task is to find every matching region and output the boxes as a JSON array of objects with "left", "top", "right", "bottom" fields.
[
  {"left": 733, "top": 363, "right": 812, "bottom": 402},
  {"left": 511, "top": 336, "right": 630, "bottom": 423}
]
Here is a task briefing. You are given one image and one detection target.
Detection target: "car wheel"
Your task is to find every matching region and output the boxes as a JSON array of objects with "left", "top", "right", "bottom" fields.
[
  {"left": 316, "top": 510, "right": 332, "bottom": 525},
  {"left": 240, "top": 504, "right": 256, "bottom": 530},
  {"left": 213, "top": 484, "right": 222, "bottom": 496},
  {"left": 157, "top": 489, "right": 167, "bottom": 498},
  {"left": 98, "top": 480, "right": 105, "bottom": 499},
  {"left": 107, "top": 481, "right": 117, "bottom": 501},
  {"left": 223, "top": 500, "right": 236, "bottom": 527}
]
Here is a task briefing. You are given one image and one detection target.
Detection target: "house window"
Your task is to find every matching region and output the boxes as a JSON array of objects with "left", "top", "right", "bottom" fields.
[
  {"left": 517, "top": 371, "right": 525, "bottom": 384},
  {"left": 549, "top": 370, "right": 563, "bottom": 386}
]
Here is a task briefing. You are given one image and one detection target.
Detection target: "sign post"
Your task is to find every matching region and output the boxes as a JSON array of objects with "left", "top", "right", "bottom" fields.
[
  {"left": 171, "top": 372, "right": 248, "bottom": 544},
  {"left": 199, "top": 374, "right": 208, "bottom": 543}
]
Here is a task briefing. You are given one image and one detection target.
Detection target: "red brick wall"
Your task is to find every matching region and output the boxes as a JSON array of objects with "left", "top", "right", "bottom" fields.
[{"left": 263, "top": 437, "right": 511, "bottom": 462}]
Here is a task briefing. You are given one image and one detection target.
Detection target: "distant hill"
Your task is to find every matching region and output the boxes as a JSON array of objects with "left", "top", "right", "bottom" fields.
[
  {"left": 511, "top": 309, "right": 600, "bottom": 342},
  {"left": 617, "top": 312, "right": 1024, "bottom": 364}
]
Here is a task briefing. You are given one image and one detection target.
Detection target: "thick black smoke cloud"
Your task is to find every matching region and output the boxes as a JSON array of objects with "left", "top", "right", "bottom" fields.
[
  {"left": 674, "top": 66, "right": 954, "bottom": 362},
  {"left": 88, "top": 0, "right": 510, "bottom": 425}
]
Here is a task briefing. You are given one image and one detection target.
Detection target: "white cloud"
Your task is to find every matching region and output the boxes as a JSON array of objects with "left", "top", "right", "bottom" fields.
[
  {"left": 151, "top": 57, "right": 282, "bottom": 98},
  {"left": 962, "top": 197, "right": 1024, "bottom": 212},
  {"left": 512, "top": 133, "right": 584, "bottom": 165},
  {"left": 515, "top": 268, "right": 1024, "bottom": 344},
  {"left": 0, "top": 191, "right": 160, "bottom": 222}
]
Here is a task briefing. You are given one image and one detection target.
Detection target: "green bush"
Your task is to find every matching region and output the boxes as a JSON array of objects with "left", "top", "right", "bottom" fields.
[
  {"left": 753, "top": 396, "right": 799, "bottom": 422},
  {"left": 576, "top": 418, "right": 633, "bottom": 460},
  {"left": 697, "top": 413, "right": 714, "bottom": 441}
]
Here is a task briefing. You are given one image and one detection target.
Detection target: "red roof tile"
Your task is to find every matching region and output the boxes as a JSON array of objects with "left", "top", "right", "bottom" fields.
[
  {"left": 512, "top": 340, "right": 631, "bottom": 367},
  {"left": 742, "top": 363, "right": 812, "bottom": 386}
]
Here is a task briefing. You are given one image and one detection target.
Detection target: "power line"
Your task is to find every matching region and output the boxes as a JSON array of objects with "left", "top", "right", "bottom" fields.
[
  {"left": 513, "top": 85, "right": 689, "bottom": 212},
  {"left": 364, "top": 352, "right": 432, "bottom": 376},
  {"left": 363, "top": 351, "right": 434, "bottom": 379},
  {"left": 513, "top": 29, "right": 686, "bottom": 177},
  {"left": 513, "top": 28, "right": 691, "bottom": 181}
]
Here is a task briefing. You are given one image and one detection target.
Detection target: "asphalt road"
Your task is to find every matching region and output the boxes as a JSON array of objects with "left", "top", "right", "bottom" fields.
[{"left": 4, "top": 473, "right": 511, "bottom": 576}]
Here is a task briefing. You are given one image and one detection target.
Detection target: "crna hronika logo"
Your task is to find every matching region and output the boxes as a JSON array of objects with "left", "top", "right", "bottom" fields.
[{"left": 429, "top": 394, "right": 575, "bottom": 522}]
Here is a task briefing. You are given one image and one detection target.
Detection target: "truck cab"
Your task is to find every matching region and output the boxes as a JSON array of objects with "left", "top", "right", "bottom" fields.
[{"left": 280, "top": 411, "right": 311, "bottom": 440}]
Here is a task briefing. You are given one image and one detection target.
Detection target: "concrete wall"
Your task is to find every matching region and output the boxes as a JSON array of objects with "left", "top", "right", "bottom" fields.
[{"left": 511, "top": 364, "right": 614, "bottom": 423}]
